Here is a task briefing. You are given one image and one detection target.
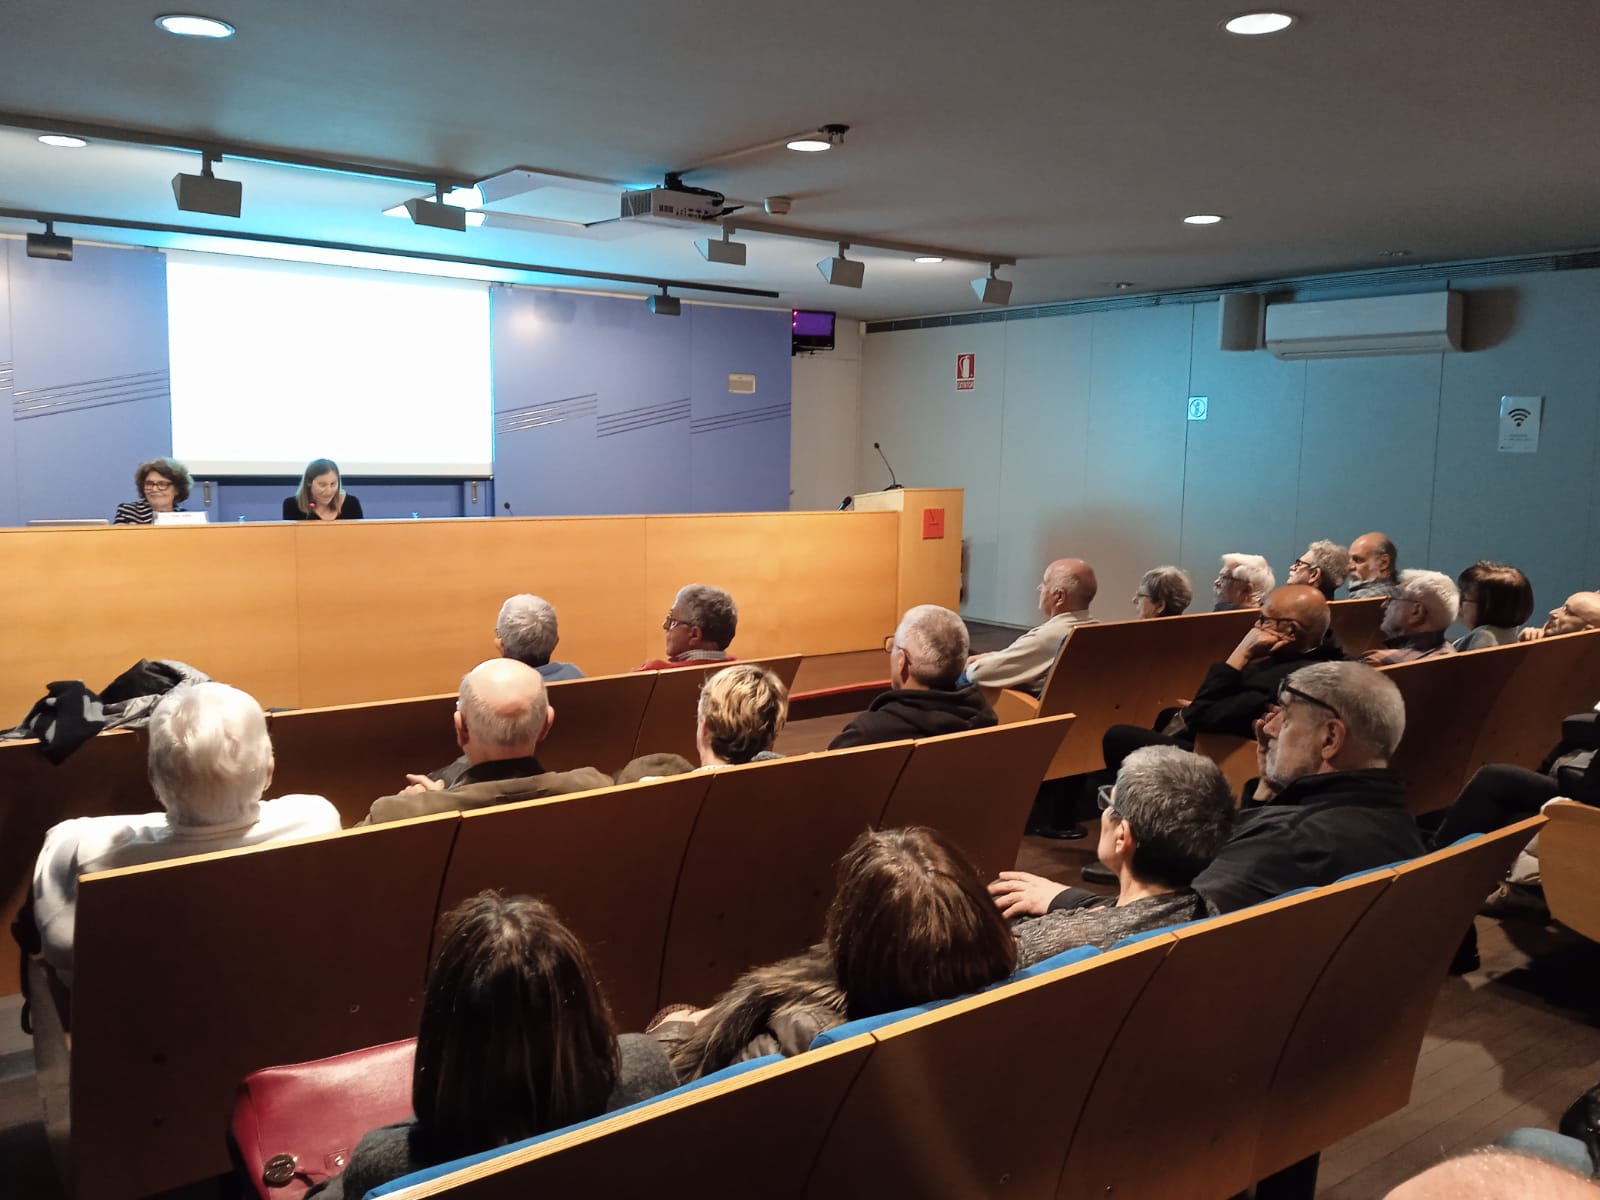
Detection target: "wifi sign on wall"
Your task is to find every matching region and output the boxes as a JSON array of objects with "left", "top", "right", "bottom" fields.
[{"left": 1497, "top": 395, "right": 1543, "bottom": 454}]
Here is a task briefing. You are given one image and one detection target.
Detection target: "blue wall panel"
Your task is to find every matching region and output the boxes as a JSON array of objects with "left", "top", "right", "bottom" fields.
[
  {"left": 9, "top": 242, "right": 172, "bottom": 523},
  {"left": 688, "top": 305, "right": 792, "bottom": 512},
  {"left": 492, "top": 288, "right": 790, "bottom": 517}
]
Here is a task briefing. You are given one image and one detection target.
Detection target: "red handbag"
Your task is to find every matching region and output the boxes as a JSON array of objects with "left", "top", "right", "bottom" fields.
[{"left": 229, "top": 1038, "right": 416, "bottom": 1200}]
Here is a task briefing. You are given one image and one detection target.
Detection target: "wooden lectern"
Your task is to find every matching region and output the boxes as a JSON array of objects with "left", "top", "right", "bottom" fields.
[{"left": 851, "top": 487, "right": 964, "bottom": 615}]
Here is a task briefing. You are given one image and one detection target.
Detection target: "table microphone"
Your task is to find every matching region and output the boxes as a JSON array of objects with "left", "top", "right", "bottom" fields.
[
  {"left": 502, "top": 501, "right": 514, "bottom": 517},
  {"left": 874, "top": 442, "right": 904, "bottom": 490}
]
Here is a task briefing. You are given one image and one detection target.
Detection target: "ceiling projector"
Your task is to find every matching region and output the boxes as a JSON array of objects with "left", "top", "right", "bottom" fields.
[{"left": 620, "top": 183, "right": 727, "bottom": 226}]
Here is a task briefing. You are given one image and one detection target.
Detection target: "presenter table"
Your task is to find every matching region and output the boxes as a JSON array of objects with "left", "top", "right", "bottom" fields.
[{"left": 0, "top": 491, "right": 962, "bottom": 719}]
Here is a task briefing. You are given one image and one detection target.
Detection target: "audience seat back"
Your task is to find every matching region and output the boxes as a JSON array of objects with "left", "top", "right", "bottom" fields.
[
  {"left": 1058, "top": 873, "right": 1390, "bottom": 1200},
  {"left": 631, "top": 655, "right": 803, "bottom": 764},
  {"left": 266, "top": 695, "right": 458, "bottom": 824},
  {"left": 1251, "top": 815, "right": 1545, "bottom": 1179},
  {"left": 878, "top": 714, "right": 1076, "bottom": 880},
  {"left": 1002, "top": 609, "right": 1256, "bottom": 778},
  {"left": 539, "top": 671, "right": 658, "bottom": 775},
  {"left": 1541, "top": 799, "right": 1600, "bottom": 943},
  {"left": 802, "top": 939, "right": 1169, "bottom": 1200},
  {"left": 434, "top": 773, "right": 710, "bottom": 1031},
  {"left": 655, "top": 743, "right": 912, "bottom": 1008},
  {"left": 1468, "top": 628, "right": 1600, "bottom": 779},
  {"left": 1381, "top": 648, "right": 1522, "bottom": 814},
  {"left": 371, "top": 1036, "right": 875, "bottom": 1200},
  {"left": 1191, "top": 731, "right": 1257, "bottom": 795},
  {"left": 229, "top": 1038, "right": 416, "bottom": 1200},
  {"left": 1327, "top": 596, "right": 1386, "bottom": 656},
  {"left": 54, "top": 815, "right": 457, "bottom": 1200}
]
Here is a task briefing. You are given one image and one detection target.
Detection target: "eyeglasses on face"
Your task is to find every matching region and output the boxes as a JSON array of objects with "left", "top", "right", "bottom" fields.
[
  {"left": 1096, "top": 783, "right": 1117, "bottom": 816},
  {"left": 662, "top": 613, "right": 692, "bottom": 631},
  {"left": 1276, "top": 681, "right": 1343, "bottom": 722},
  {"left": 143, "top": 479, "right": 175, "bottom": 492},
  {"left": 883, "top": 635, "right": 899, "bottom": 652},
  {"left": 1290, "top": 557, "right": 1313, "bottom": 572},
  {"left": 1255, "top": 614, "right": 1302, "bottom": 633}
]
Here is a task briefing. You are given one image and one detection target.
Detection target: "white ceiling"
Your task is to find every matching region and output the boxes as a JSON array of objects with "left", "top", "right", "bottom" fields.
[{"left": 3, "top": 0, "right": 1600, "bottom": 321}]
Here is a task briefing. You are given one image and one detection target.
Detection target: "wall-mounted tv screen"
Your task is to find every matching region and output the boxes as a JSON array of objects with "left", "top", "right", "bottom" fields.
[{"left": 792, "top": 309, "right": 836, "bottom": 354}]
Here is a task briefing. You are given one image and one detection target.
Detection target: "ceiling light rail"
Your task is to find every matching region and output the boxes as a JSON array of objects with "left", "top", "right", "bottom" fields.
[
  {"left": 672, "top": 123, "right": 849, "bottom": 177},
  {"left": 0, "top": 109, "right": 474, "bottom": 192},
  {"left": 0, "top": 206, "right": 780, "bottom": 300},
  {"left": 726, "top": 215, "right": 1013, "bottom": 269}
]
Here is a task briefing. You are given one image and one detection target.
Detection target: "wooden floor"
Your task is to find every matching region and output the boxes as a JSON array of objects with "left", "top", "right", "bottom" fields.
[{"left": 5, "top": 623, "right": 1596, "bottom": 1197}]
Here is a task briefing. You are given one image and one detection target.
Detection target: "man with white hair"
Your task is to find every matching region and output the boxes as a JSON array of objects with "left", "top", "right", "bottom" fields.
[
  {"left": 495, "top": 593, "right": 583, "bottom": 681},
  {"left": 364, "top": 659, "right": 609, "bottom": 824},
  {"left": 964, "top": 557, "right": 1097, "bottom": 694},
  {"left": 1286, "top": 539, "right": 1351, "bottom": 601},
  {"left": 636, "top": 583, "right": 739, "bottom": 671},
  {"left": 1361, "top": 569, "right": 1460, "bottom": 665},
  {"left": 30, "top": 682, "right": 341, "bottom": 988},
  {"left": 1347, "top": 531, "right": 1402, "bottom": 600},
  {"left": 829, "top": 605, "right": 997, "bottom": 749},
  {"left": 1213, "top": 553, "right": 1275, "bottom": 611}
]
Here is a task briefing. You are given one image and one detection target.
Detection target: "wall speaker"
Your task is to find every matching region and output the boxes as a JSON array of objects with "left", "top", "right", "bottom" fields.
[{"left": 1218, "top": 293, "right": 1265, "bottom": 351}]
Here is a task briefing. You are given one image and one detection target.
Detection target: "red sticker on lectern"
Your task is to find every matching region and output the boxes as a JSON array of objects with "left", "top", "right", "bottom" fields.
[
  {"left": 956, "top": 354, "right": 976, "bottom": 391},
  {"left": 922, "top": 507, "right": 945, "bottom": 539}
]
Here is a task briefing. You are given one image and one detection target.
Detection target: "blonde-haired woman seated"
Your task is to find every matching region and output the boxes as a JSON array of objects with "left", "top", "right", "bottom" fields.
[{"left": 697, "top": 663, "right": 788, "bottom": 767}]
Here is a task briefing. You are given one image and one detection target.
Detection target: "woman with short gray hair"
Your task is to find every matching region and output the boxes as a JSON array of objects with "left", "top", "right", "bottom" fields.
[
  {"left": 1134, "top": 566, "right": 1194, "bottom": 618},
  {"left": 988, "top": 745, "right": 1235, "bottom": 966}
]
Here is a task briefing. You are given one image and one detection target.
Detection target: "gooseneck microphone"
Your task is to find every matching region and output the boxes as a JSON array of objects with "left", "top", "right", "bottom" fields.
[
  {"left": 502, "top": 501, "right": 514, "bottom": 517},
  {"left": 874, "top": 442, "right": 904, "bottom": 490}
]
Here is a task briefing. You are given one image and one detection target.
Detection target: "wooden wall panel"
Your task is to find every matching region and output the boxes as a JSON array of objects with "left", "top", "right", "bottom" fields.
[{"left": 0, "top": 524, "right": 301, "bottom": 713}]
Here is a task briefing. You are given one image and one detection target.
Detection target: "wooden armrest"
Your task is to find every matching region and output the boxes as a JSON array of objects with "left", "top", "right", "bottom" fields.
[{"left": 987, "top": 688, "right": 1041, "bottom": 724}]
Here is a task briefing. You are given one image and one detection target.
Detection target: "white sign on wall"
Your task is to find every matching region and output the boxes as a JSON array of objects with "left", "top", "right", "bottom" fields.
[{"left": 1498, "top": 395, "right": 1542, "bottom": 453}]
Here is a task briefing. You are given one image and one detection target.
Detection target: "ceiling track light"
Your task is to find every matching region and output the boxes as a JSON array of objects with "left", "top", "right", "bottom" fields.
[
  {"left": 26, "top": 219, "right": 73, "bottom": 261},
  {"left": 172, "top": 151, "right": 242, "bottom": 217},
  {"left": 404, "top": 185, "right": 469, "bottom": 232},
  {"left": 818, "top": 242, "right": 865, "bottom": 288},
  {"left": 972, "top": 263, "right": 1012, "bottom": 306},
  {"left": 647, "top": 286, "right": 681, "bottom": 316},
  {"left": 695, "top": 224, "right": 747, "bottom": 266}
]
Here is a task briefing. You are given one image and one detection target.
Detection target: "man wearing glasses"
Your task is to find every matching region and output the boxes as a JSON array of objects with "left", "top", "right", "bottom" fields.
[
  {"left": 830, "top": 605, "right": 997, "bottom": 749},
  {"left": 1285, "top": 539, "right": 1351, "bottom": 601},
  {"left": 1360, "top": 569, "right": 1460, "bottom": 665},
  {"left": 1103, "top": 584, "right": 1341, "bottom": 769},
  {"left": 636, "top": 584, "right": 740, "bottom": 671}
]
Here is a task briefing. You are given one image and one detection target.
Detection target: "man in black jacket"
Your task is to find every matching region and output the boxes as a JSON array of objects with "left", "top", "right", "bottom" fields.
[
  {"left": 991, "top": 660, "right": 1424, "bottom": 919},
  {"left": 1102, "top": 583, "right": 1343, "bottom": 770},
  {"left": 829, "top": 604, "right": 997, "bottom": 749},
  {"left": 1190, "top": 660, "right": 1424, "bottom": 912}
]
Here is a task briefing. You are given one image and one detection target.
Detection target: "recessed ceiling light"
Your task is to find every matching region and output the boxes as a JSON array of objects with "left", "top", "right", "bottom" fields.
[
  {"left": 155, "top": 14, "right": 237, "bottom": 38},
  {"left": 1183, "top": 214, "right": 1225, "bottom": 225},
  {"left": 1379, "top": 249, "right": 1412, "bottom": 258},
  {"left": 1223, "top": 11, "right": 1296, "bottom": 35},
  {"left": 914, "top": 256, "right": 944, "bottom": 264},
  {"left": 1111, "top": 282, "right": 1136, "bottom": 290},
  {"left": 38, "top": 135, "right": 88, "bottom": 148},
  {"left": 786, "top": 138, "right": 832, "bottom": 153}
]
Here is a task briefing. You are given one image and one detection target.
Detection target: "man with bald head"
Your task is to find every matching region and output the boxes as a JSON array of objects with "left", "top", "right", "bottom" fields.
[
  {"left": 964, "top": 557, "right": 1098, "bottom": 694},
  {"left": 1519, "top": 591, "right": 1600, "bottom": 641},
  {"left": 1347, "top": 531, "right": 1401, "bottom": 599},
  {"left": 830, "top": 604, "right": 997, "bottom": 749},
  {"left": 362, "top": 659, "right": 610, "bottom": 824},
  {"left": 1103, "top": 584, "right": 1344, "bottom": 767}
]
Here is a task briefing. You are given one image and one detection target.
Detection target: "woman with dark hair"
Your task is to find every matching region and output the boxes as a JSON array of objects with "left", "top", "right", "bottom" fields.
[
  {"left": 113, "top": 457, "right": 194, "bottom": 524},
  {"left": 654, "top": 826, "right": 1016, "bottom": 1080},
  {"left": 282, "top": 457, "right": 365, "bottom": 521},
  {"left": 1454, "top": 561, "right": 1535, "bottom": 650},
  {"left": 309, "top": 892, "right": 675, "bottom": 1198}
]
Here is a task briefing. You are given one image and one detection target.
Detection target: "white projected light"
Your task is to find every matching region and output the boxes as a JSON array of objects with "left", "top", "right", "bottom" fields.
[{"left": 166, "top": 253, "right": 494, "bottom": 476}]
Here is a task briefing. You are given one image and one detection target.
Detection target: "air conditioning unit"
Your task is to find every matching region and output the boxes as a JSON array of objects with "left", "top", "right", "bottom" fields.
[{"left": 1264, "top": 291, "right": 1464, "bottom": 359}]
